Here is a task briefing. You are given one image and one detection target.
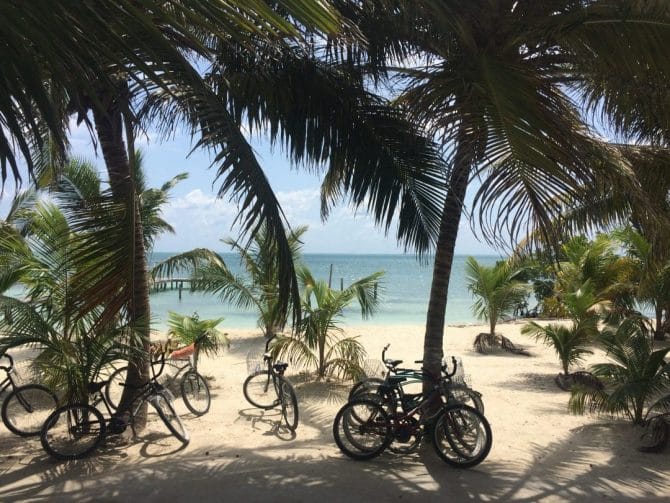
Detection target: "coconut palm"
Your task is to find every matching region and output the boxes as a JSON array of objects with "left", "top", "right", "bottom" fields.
[
  {"left": 0, "top": 155, "right": 185, "bottom": 401},
  {"left": 314, "top": 1, "right": 670, "bottom": 390},
  {"left": 0, "top": 199, "right": 142, "bottom": 403},
  {"left": 3, "top": 0, "right": 345, "bottom": 419},
  {"left": 569, "top": 317, "right": 670, "bottom": 424},
  {"left": 464, "top": 257, "right": 530, "bottom": 354},
  {"left": 273, "top": 267, "right": 384, "bottom": 380},
  {"left": 523, "top": 279, "right": 605, "bottom": 387}
]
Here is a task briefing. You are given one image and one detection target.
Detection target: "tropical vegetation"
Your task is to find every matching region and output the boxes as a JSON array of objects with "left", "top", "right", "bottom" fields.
[
  {"left": 569, "top": 317, "right": 670, "bottom": 425},
  {"left": 273, "top": 267, "right": 384, "bottom": 380},
  {"left": 464, "top": 257, "right": 529, "bottom": 354}
]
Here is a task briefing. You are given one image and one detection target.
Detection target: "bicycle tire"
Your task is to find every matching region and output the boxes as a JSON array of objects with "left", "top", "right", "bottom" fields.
[
  {"left": 180, "top": 370, "right": 211, "bottom": 415},
  {"left": 104, "top": 366, "right": 127, "bottom": 410},
  {"left": 432, "top": 404, "right": 492, "bottom": 468},
  {"left": 243, "top": 371, "right": 280, "bottom": 409},
  {"left": 2, "top": 384, "right": 58, "bottom": 437},
  {"left": 105, "top": 361, "right": 182, "bottom": 411},
  {"left": 333, "top": 398, "right": 391, "bottom": 460},
  {"left": 447, "top": 385, "right": 485, "bottom": 415},
  {"left": 348, "top": 377, "right": 386, "bottom": 401},
  {"left": 40, "top": 403, "right": 106, "bottom": 460},
  {"left": 151, "top": 393, "right": 190, "bottom": 444},
  {"left": 279, "top": 378, "right": 299, "bottom": 431}
]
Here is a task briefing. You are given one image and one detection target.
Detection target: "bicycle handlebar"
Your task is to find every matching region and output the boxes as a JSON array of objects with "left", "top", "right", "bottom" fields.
[{"left": 380, "top": 344, "right": 459, "bottom": 379}]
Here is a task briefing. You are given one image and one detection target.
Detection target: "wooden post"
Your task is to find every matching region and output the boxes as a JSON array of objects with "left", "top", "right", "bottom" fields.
[
  {"left": 178, "top": 281, "right": 183, "bottom": 300},
  {"left": 374, "top": 282, "right": 377, "bottom": 300},
  {"left": 328, "top": 264, "right": 333, "bottom": 288},
  {"left": 340, "top": 277, "right": 343, "bottom": 291}
]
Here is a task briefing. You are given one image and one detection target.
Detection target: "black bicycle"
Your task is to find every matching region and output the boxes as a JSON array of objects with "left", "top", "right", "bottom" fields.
[
  {"left": 0, "top": 353, "right": 58, "bottom": 437},
  {"left": 349, "top": 344, "right": 485, "bottom": 414},
  {"left": 106, "top": 335, "right": 211, "bottom": 416},
  {"left": 243, "top": 335, "right": 299, "bottom": 432},
  {"left": 334, "top": 358, "right": 492, "bottom": 467},
  {"left": 40, "top": 353, "right": 189, "bottom": 460}
]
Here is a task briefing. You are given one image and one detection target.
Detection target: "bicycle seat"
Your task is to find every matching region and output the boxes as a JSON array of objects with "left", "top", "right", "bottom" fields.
[
  {"left": 273, "top": 363, "right": 288, "bottom": 372},
  {"left": 384, "top": 359, "right": 403, "bottom": 368}
]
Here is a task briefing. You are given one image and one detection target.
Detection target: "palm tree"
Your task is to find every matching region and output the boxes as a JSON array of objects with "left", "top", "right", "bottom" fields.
[
  {"left": 464, "top": 257, "right": 529, "bottom": 354},
  {"left": 569, "top": 317, "right": 670, "bottom": 424},
  {"left": 522, "top": 280, "right": 605, "bottom": 389},
  {"left": 166, "top": 311, "right": 228, "bottom": 370},
  {"left": 273, "top": 267, "right": 384, "bottom": 380},
  {"left": 152, "top": 225, "right": 308, "bottom": 339},
  {"left": 0, "top": 195, "right": 141, "bottom": 403},
  {"left": 3, "top": 0, "right": 345, "bottom": 419},
  {"left": 315, "top": 1, "right": 670, "bottom": 390},
  {"left": 0, "top": 156, "right": 184, "bottom": 401}
]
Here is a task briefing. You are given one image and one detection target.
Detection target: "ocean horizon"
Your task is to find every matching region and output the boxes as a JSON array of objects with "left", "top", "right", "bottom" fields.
[{"left": 148, "top": 252, "right": 503, "bottom": 332}]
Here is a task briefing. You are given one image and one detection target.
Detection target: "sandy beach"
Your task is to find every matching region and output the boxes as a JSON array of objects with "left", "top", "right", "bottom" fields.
[{"left": 1, "top": 321, "right": 669, "bottom": 502}]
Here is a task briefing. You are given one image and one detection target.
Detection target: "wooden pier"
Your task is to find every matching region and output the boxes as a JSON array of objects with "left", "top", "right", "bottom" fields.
[{"left": 150, "top": 278, "right": 193, "bottom": 299}]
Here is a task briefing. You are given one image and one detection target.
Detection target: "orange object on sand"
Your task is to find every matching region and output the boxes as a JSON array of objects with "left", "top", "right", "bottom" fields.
[{"left": 169, "top": 343, "right": 195, "bottom": 360}]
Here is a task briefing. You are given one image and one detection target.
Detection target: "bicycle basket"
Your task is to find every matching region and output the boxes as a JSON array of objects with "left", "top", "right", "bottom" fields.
[
  {"left": 246, "top": 351, "right": 264, "bottom": 375},
  {"left": 362, "top": 359, "right": 385, "bottom": 378}
]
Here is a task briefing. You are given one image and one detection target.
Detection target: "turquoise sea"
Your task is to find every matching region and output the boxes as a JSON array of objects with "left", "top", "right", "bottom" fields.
[{"left": 148, "top": 253, "right": 501, "bottom": 331}]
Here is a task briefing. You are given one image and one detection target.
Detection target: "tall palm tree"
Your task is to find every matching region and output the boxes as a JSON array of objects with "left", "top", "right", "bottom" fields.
[
  {"left": 464, "top": 257, "right": 529, "bottom": 353},
  {"left": 323, "top": 1, "right": 670, "bottom": 385}
]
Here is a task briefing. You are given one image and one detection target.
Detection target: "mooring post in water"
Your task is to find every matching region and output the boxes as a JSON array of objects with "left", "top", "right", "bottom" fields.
[
  {"left": 340, "top": 277, "right": 343, "bottom": 291},
  {"left": 374, "top": 282, "right": 377, "bottom": 300},
  {"left": 328, "top": 264, "right": 333, "bottom": 288},
  {"left": 178, "top": 281, "right": 183, "bottom": 300}
]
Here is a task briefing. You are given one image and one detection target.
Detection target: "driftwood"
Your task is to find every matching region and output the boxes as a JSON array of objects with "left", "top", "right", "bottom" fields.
[
  {"left": 473, "top": 332, "right": 530, "bottom": 356},
  {"left": 639, "top": 415, "right": 670, "bottom": 453},
  {"left": 554, "top": 371, "right": 604, "bottom": 392}
]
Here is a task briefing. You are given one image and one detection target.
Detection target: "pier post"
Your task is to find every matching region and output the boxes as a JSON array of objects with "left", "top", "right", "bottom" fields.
[{"left": 178, "top": 281, "right": 183, "bottom": 300}]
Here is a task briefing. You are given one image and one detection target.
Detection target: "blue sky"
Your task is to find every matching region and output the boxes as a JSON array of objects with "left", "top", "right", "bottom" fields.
[{"left": 2, "top": 120, "right": 498, "bottom": 256}]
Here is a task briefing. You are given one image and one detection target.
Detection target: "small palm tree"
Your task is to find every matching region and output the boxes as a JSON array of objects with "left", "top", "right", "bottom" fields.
[
  {"left": 273, "top": 267, "right": 383, "bottom": 380},
  {"left": 569, "top": 317, "right": 670, "bottom": 424},
  {"left": 465, "top": 257, "right": 529, "bottom": 354},
  {"left": 166, "top": 311, "right": 228, "bottom": 366},
  {"left": 523, "top": 280, "right": 604, "bottom": 389}
]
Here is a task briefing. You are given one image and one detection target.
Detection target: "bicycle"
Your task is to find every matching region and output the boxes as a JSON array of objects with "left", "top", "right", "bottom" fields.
[
  {"left": 105, "top": 335, "right": 211, "bottom": 416},
  {"left": 334, "top": 359, "right": 492, "bottom": 467},
  {"left": 0, "top": 353, "right": 58, "bottom": 437},
  {"left": 242, "top": 334, "right": 299, "bottom": 432},
  {"left": 349, "top": 344, "right": 485, "bottom": 415},
  {"left": 40, "top": 353, "right": 189, "bottom": 461}
]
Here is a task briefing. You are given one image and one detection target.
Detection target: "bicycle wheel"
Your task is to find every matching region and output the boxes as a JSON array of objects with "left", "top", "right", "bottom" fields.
[
  {"left": 40, "top": 403, "right": 106, "bottom": 460},
  {"left": 447, "top": 385, "right": 485, "bottom": 414},
  {"left": 279, "top": 378, "right": 299, "bottom": 431},
  {"left": 432, "top": 404, "right": 492, "bottom": 468},
  {"left": 243, "top": 371, "right": 279, "bottom": 409},
  {"left": 2, "top": 384, "right": 58, "bottom": 437},
  {"left": 333, "top": 398, "right": 391, "bottom": 460},
  {"left": 104, "top": 366, "right": 127, "bottom": 410},
  {"left": 151, "top": 393, "right": 189, "bottom": 444},
  {"left": 348, "top": 377, "right": 385, "bottom": 401},
  {"left": 180, "top": 370, "right": 211, "bottom": 415}
]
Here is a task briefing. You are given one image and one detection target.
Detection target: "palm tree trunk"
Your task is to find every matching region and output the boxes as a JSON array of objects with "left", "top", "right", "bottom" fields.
[
  {"left": 92, "top": 92, "right": 151, "bottom": 427},
  {"left": 422, "top": 135, "right": 472, "bottom": 395}
]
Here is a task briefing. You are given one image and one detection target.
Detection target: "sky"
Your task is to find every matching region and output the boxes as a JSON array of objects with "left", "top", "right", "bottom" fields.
[{"left": 1, "top": 119, "right": 498, "bottom": 256}]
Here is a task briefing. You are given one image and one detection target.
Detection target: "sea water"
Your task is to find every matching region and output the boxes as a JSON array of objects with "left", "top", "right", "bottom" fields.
[{"left": 148, "top": 253, "right": 501, "bottom": 331}]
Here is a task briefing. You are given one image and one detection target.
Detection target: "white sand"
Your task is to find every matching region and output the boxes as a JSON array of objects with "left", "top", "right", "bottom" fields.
[{"left": 1, "top": 321, "right": 669, "bottom": 502}]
